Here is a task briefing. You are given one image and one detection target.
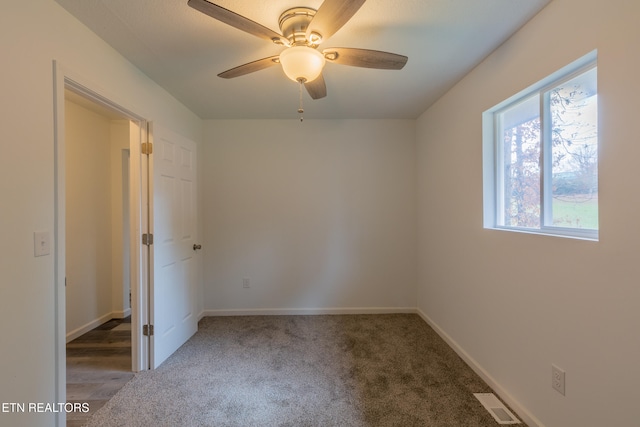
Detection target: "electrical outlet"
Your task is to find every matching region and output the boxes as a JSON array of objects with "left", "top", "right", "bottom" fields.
[
  {"left": 242, "top": 278, "right": 250, "bottom": 288},
  {"left": 552, "top": 364, "right": 565, "bottom": 395}
]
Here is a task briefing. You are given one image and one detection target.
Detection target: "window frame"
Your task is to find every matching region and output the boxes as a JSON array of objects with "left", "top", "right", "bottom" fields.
[{"left": 483, "top": 51, "right": 598, "bottom": 241}]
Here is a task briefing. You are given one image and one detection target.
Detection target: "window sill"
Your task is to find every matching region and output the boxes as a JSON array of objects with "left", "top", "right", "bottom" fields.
[{"left": 487, "top": 225, "right": 598, "bottom": 242}]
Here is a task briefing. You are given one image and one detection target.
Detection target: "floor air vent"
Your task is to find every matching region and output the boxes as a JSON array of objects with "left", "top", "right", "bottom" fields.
[{"left": 473, "top": 393, "right": 521, "bottom": 425}]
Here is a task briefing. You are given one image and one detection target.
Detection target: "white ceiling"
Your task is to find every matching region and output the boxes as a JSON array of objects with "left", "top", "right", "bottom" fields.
[{"left": 55, "top": 0, "right": 550, "bottom": 120}]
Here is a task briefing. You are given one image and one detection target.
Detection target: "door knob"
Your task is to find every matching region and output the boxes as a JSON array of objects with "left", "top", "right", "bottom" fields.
[{"left": 193, "top": 244, "right": 202, "bottom": 251}]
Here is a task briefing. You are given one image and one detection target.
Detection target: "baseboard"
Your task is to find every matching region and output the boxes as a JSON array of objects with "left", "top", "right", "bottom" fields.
[
  {"left": 416, "top": 309, "right": 544, "bottom": 427},
  {"left": 202, "top": 307, "right": 418, "bottom": 317},
  {"left": 111, "top": 308, "right": 131, "bottom": 319},
  {"left": 66, "top": 312, "right": 114, "bottom": 343}
]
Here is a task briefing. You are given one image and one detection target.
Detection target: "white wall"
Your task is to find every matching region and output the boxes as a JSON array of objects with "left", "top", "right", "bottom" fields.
[
  {"left": 65, "top": 102, "right": 132, "bottom": 340},
  {"left": 110, "top": 119, "right": 131, "bottom": 318},
  {"left": 203, "top": 120, "right": 417, "bottom": 314},
  {"left": 0, "top": 1, "right": 202, "bottom": 426},
  {"left": 65, "top": 99, "right": 114, "bottom": 337},
  {"left": 416, "top": 0, "right": 640, "bottom": 426}
]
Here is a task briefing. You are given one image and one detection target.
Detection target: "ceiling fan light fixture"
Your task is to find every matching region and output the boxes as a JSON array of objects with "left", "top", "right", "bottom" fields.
[{"left": 279, "top": 46, "right": 325, "bottom": 83}]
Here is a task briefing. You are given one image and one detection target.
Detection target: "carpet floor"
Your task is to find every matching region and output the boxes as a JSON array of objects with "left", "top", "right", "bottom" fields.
[{"left": 84, "top": 314, "right": 521, "bottom": 426}]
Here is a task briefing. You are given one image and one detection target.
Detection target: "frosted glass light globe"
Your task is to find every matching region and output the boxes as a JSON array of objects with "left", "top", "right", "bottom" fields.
[{"left": 279, "top": 46, "right": 325, "bottom": 83}]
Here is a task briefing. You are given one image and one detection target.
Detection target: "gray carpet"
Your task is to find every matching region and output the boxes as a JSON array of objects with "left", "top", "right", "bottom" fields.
[{"left": 85, "top": 314, "right": 519, "bottom": 426}]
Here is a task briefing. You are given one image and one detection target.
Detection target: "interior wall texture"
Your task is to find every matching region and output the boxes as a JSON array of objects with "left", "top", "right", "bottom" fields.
[
  {"left": 109, "top": 119, "right": 131, "bottom": 318},
  {"left": 65, "top": 99, "right": 114, "bottom": 337},
  {"left": 0, "top": 2, "right": 203, "bottom": 426},
  {"left": 203, "top": 120, "right": 417, "bottom": 314},
  {"left": 416, "top": 0, "right": 640, "bottom": 426},
  {"left": 64, "top": 101, "right": 132, "bottom": 339}
]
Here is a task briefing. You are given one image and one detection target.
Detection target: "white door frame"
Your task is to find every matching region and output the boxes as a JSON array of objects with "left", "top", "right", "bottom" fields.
[{"left": 53, "top": 61, "right": 150, "bottom": 426}]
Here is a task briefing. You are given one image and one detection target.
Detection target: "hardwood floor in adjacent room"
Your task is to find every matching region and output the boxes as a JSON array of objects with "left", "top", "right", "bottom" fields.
[{"left": 66, "top": 317, "right": 134, "bottom": 427}]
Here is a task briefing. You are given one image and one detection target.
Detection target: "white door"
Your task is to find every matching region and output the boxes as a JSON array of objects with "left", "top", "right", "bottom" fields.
[{"left": 149, "top": 124, "right": 198, "bottom": 368}]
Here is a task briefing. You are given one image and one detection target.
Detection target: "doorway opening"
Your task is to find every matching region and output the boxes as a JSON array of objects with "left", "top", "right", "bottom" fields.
[
  {"left": 64, "top": 89, "right": 135, "bottom": 425},
  {"left": 53, "top": 63, "right": 150, "bottom": 426},
  {"left": 64, "top": 89, "right": 132, "bottom": 339}
]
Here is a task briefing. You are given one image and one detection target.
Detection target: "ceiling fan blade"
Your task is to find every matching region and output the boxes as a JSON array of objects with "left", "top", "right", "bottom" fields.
[
  {"left": 323, "top": 48, "right": 408, "bottom": 70},
  {"left": 217, "top": 56, "right": 280, "bottom": 79},
  {"left": 306, "top": 0, "right": 367, "bottom": 41},
  {"left": 305, "top": 74, "right": 327, "bottom": 100},
  {"left": 188, "top": 0, "right": 288, "bottom": 45}
]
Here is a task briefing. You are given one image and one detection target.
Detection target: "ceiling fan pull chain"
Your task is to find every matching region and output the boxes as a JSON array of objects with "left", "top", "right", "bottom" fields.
[{"left": 298, "top": 79, "right": 305, "bottom": 122}]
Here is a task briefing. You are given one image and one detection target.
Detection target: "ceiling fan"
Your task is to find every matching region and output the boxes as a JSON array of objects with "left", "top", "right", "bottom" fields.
[{"left": 187, "top": 0, "right": 408, "bottom": 103}]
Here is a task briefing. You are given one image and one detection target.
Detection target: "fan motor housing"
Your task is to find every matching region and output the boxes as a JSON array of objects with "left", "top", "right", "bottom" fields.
[{"left": 278, "top": 7, "right": 321, "bottom": 47}]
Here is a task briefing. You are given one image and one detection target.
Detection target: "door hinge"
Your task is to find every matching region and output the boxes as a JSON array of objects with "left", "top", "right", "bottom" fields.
[
  {"left": 141, "top": 142, "right": 153, "bottom": 155},
  {"left": 142, "top": 233, "right": 154, "bottom": 246},
  {"left": 143, "top": 324, "right": 154, "bottom": 336}
]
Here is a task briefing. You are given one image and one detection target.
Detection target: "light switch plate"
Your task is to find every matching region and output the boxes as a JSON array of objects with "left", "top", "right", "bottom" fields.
[
  {"left": 34, "top": 231, "right": 50, "bottom": 257},
  {"left": 552, "top": 364, "right": 565, "bottom": 395}
]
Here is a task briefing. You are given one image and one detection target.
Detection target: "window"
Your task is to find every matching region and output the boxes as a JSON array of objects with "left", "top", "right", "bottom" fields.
[{"left": 483, "top": 52, "right": 598, "bottom": 240}]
